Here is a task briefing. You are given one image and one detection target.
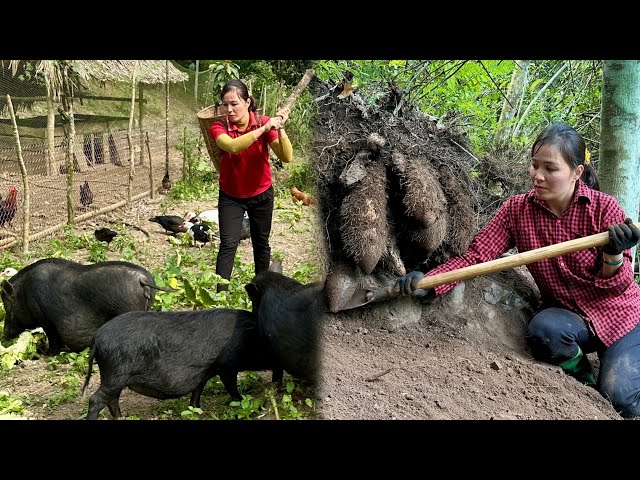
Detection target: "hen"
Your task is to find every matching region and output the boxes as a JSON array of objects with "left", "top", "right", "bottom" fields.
[
  {"left": 80, "top": 181, "right": 93, "bottom": 208},
  {"left": 0, "top": 185, "right": 18, "bottom": 228},
  {"left": 149, "top": 215, "right": 188, "bottom": 235},
  {"left": 94, "top": 227, "right": 118, "bottom": 244}
]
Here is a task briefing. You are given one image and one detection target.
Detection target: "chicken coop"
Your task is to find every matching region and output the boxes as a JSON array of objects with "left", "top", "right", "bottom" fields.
[{"left": 0, "top": 60, "right": 192, "bottom": 251}]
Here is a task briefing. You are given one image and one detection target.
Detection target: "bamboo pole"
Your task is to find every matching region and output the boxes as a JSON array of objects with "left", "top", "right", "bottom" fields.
[
  {"left": 146, "top": 132, "right": 155, "bottom": 199},
  {"left": 66, "top": 100, "right": 76, "bottom": 225},
  {"left": 138, "top": 83, "right": 145, "bottom": 166},
  {"left": 0, "top": 191, "right": 152, "bottom": 250},
  {"left": 45, "top": 77, "right": 54, "bottom": 176},
  {"left": 165, "top": 60, "right": 170, "bottom": 178},
  {"left": 6, "top": 95, "right": 30, "bottom": 254},
  {"left": 127, "top": 62, "right": 138, "bottom": 204},
  {"left": 194, "top": 60, "right": 199, "bottom": 105}
]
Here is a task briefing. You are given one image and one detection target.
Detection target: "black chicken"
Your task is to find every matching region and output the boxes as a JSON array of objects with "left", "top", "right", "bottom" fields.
[
  {"left": 94, "top": 227, "right": 118, "bottom": 244},
  {"left": 149, "top": 215, "right": 188, "bottom": 235},
  {"left": 240, "top": 211, "right": 251, "bottom": 241},
  {"left": 80, "top": 181, "right": 93, "bottom": 208},
  {"left": 187, "top": 223, "right": 217, "bottom": 247},
  {"left": 0, "top": 185, "right": 18, "bottom": 228}
]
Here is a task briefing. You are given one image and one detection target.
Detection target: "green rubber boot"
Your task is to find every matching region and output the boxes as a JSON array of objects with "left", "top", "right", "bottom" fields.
[{"left": 558, "top": 346, "right": 596, "bottom": 387}]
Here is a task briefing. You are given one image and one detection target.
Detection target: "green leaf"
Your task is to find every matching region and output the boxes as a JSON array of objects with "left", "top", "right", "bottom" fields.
[{"left": 183, "top": 280, "right": 197, "bottom": 303}]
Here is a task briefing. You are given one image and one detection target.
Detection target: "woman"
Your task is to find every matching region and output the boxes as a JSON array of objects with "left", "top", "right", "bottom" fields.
[
  {"left": 394, "top": 123, "right": 640, "bottom": 417},
  {"left": 209, "top": 79, "right": 293, "bottom": 291}
]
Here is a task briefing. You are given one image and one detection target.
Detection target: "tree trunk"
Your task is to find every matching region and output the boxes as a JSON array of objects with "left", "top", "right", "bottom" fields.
[
  {"left": 6, "top": 95, "right": 30, "bottom": 254},
  {"left": 599, "top": 60, "right": 640, "bottom": 266},
  {"left": 494, "top": 60, "right": 530, "bottom": 147}
]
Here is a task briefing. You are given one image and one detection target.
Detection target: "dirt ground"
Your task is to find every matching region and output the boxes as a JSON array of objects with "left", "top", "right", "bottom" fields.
[{"left": 316, "top": 267, "right": 625, "bottom": 420}]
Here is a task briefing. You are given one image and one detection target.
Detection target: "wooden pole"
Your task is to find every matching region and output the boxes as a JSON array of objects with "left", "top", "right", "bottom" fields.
[
  {"left": 0, "top": 191, "right": 152, "bottom": 250},
  {"left": 138, "top": 83, "right": 145, "bottom": 166},
  {"left": 194, "top": 60, "right": 199, "bottom": 105},
  {"left": 127, "top": 62, "right": 138, "bottom": 204},
  {"left": 66, "top": 100, "right": 76, "bottom": 225},
  {"left": 165, "top": 60, "right": 170, "bottom": 178},
  {"left": 6, "top": 95, "right": 30, "bottom": 254},
  {"left": 146, "top": 132, "right": 155, "bottom": 199},
  {"left": 45, "top": 76, "right": 54, "bottom": 176}
]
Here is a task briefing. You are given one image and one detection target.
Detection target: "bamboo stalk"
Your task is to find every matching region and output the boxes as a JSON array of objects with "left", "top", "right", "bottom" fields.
[
  {"left": 45, "top": 77, "right": 54, "bottom": 176},
  {"left": 66, "top": 100, "right": 76, "bottom": 225},
  {"left": 0, "top": 191, "right": 152, "bottom": 250},
  {"left": 146, "top": 132, "right": 155, "bottom": 199},
  {"left": 127, "top": 62, "right": 138, "bottom": 204},
  {"left": 138, "top": 83, "right": 145, "bottom": 166},
  {"left": 6, "top": 95, "right": 30, "bottom": 254}
]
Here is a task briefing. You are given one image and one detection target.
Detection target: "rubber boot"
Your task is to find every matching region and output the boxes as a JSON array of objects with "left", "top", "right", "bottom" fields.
[{"left": 558, "top": 346, "right": 596, "bottom": 387}]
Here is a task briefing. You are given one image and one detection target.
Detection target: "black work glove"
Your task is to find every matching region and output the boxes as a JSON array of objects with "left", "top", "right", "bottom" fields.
[
  {"left": 393, "top": 271, "right": 432, "bottom": 299},
  {"left": 603, "top": 218, "right": 640, "bottom": 255}
]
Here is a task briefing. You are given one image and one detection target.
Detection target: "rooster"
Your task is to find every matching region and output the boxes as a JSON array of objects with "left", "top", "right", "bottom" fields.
[
  {"left": 80, "top": 181, "right": 93, "bottom": 208},
  {"left": 0, "top": 185, "right": 18, "bottom": 228}
]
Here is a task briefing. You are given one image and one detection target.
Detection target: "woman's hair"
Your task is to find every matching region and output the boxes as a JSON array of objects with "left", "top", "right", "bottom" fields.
[
  {"left": 531, "top": 123, "right": 600, "bottom": 191},
  {"left": 220, "top": 80, "right": 256, "bottom": 112}
]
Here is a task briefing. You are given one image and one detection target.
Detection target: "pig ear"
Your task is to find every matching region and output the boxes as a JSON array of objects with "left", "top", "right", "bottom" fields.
[
  {"left": 244, "top": 282, "right": 259, "bottom": 299},
  {"left": 1, "top": 280, "right": 14, "bottom": 297}
]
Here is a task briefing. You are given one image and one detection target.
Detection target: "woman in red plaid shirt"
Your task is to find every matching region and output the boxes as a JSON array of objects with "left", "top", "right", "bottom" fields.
[{"left": 395, "top": 123, "right": 640, "bottom": 417}]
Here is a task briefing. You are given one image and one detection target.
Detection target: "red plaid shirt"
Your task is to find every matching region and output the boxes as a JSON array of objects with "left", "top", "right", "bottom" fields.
[{"left": 427, "top": 180, "right": 640, "bottom": 347}]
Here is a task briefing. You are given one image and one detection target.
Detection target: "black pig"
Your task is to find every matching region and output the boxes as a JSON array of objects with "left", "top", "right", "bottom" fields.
[
  {"left": 244, "top": 263, "right": 325, "bottom": 385},
  {"left": 1, "top": 258, "right": 174, "bottom": 354},
  {"left": 82, "top": 308, "right": 281, "bottom": 419}
]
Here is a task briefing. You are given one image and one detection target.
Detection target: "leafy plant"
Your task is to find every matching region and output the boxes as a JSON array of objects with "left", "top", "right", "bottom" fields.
[
  {"left": 0, "top": 327, "right": 46, "bottom": 370},
  {"left": 46, "top": 374, "right": 80, "bottom": 407},
  {"left": 0, "top": 392, "right": 26, "bottom": 417},
  {"left": 47, "top": 349, "right": 90, "bottom": 374}
]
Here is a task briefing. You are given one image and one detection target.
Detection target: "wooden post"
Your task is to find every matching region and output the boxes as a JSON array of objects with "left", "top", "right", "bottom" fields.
[
  {"left": 138, "top": 83, "right": 145, "bottom": 166},
  {"left": 6, "top": 95, "right": 30, "bottom": 254},
  {"left": 165, "top": 60, "right": 170, "bottom": 179},
  {"left": 66, "top": 100, "right": 76, "bottom": 225},
  {"left": 146, "top": 132, "right": 155, "bottom": 199},
  {"left": 127, "top": 63, "right": 138, "bottom": 204},
  {"left": 194, "top": 60, "right": 199, "bottom": 105},
  {"left": 45, "top": 77, "right": 54, "bottom": 177}
]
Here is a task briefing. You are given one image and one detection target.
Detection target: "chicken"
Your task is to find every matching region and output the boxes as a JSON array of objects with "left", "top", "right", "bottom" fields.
[
  {"left": 94, "top": 227, "right": 118, "bottom": 244},
  {"left": 149, "top": 215, "right": 188, "bottom": 235},
  {"left": 0, "top": 185, "right": 18, "bottom": 228},
  {"left": 240, "top": 212, "right": 251, "bottom": 241},
  {"left": 1, "top": 267, "right": 17, "bottom": 278},
  {"left": 185, "top": 222, "right": 219, "bottom": 247},
  {"left": 80, "top": 180, "right": 93, "bottom": 208},
  {"left": 291, "top": 186, "right": 317, "bottom": 206},
  {"left": 184, "top": 209, "right": 219, "bottom": 226}
]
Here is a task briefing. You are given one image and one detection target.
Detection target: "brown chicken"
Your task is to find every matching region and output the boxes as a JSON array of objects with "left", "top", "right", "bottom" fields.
[
  {"left": 290, "top": 186, "right": 317, "bottom": 206},
  {"left": 0, "top": 185, "right": 18, "bottom": 228},
  {"left": 80, "top": 180, "right": 93, "bottom": 208}
]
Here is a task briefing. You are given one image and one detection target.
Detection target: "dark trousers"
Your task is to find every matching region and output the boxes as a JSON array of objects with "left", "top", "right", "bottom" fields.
[
  {"left": 526, "top": 307, "right": 640, "bottom": 418},
  {"left": 215, "top": 186, "right": 274, "bottom": 291}
]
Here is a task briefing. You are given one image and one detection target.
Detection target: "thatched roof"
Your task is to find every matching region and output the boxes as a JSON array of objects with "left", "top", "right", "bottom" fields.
[{"left": 71, "top": 60, "right": 188, "bottom": 84}]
